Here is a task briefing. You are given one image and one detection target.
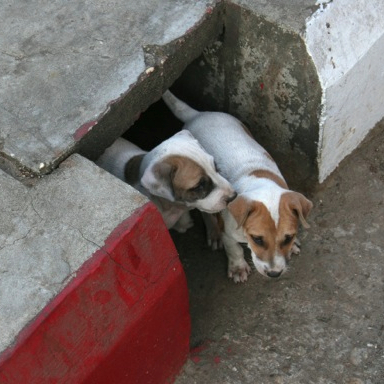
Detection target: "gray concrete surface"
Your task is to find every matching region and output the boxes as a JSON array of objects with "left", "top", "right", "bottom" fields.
[
  {"left": 173, "top": 121, "right": 384, "bottom": 383},
  {"left": 0, "top": 154, "right": 147, "bottom": 352},
  {"left": 0, "top": 0, "right": 222, "bottom": 176}
]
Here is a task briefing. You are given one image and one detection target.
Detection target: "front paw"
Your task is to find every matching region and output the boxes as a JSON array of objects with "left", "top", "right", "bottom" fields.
[
  {"left": 291, "top": 238, "right": 301, "bottom": 255},
  {"left": 206, "top": 224, "right": 223, "bottom": 251},
  {"left": 228, "top": 261, "right": 251, "bottom": 283},
  {"left": 201, "top": 212, "right": 223, "bottom": 251}
]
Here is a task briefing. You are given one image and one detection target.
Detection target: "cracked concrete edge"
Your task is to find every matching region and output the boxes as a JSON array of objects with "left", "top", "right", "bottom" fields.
[
  {"left": 0, "top": 153, "right": 149, "bottom": 353},
  {"left": 0, "top": 1, "right": 225, "bottom": 180},
  {"left": 77, "top": 1, "right": 225, "bottom": 163}
]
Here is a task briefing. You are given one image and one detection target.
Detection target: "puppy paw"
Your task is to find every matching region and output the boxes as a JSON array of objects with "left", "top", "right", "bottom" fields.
[
  {"left": 228, "top": 262, "right": 251, "bottom": 283},
  {"left": 291, "top": 238, "right": 301, "bottom": 255},
  {"left": 202, "top": 212, "right": 223, "bottom": 251},
  {"left": 207, "top": 236, "right": 223, "bottom": 251},
  {"left": 206, "top": 223, "right": 223, "bottom": 251}
]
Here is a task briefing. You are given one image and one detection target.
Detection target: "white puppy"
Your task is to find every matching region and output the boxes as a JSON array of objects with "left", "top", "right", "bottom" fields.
[
  {"left": 96, "top": 130, "right": 237, "bottom": 234},
  {"left": 163, "top": 91, "right": 313, "bottom": 282}
]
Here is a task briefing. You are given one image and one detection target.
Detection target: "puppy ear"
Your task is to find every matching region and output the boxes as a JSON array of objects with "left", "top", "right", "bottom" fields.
[
  {"left": 289, "top": 192, "right": 313, "bottom": 229},
  {"left": 140, "top": 161, "right": 175, "bottom": 201},
  {"left": 227, "top": 195, "right": 253, "bottom": 229}
]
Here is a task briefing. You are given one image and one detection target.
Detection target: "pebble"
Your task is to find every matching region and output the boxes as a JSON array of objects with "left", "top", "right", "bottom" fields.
[{"left": 350, "top": 347, "right": 368, "bottom": 366}]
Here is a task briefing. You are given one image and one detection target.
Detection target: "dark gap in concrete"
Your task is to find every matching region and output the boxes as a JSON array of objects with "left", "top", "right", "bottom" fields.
[
  {"left": 122, "top": 49, "right": 217, "bottom": 150},
  {"left": 122, "top": 98, "right": 183, "bottom": 151},
  {"left": 122, "top": 45, "right": 220, "bottom": 151}
]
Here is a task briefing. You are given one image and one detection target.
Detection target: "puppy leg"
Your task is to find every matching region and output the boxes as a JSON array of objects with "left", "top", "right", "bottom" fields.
[
  {"left": 201, "top": 212, "right": 223, "bottom": 251},
  {"left": 222, "top": 233, "right": 251, "bottom": 283},
  {"left": 172, "top": 211, "right": 194, "bottom": 233},
  {"left": 291, "top": 238, "right": 301, "bottom": 255}
]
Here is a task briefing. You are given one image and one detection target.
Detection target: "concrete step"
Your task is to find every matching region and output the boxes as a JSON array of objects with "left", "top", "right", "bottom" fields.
[{"left": 0, "top": 154, "right": 190, "bottom": 383}]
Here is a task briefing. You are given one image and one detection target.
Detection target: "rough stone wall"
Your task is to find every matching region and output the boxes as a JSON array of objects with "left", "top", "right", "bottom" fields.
[{"left": 173, "top": 3, "right": 322, "bottom": 191}]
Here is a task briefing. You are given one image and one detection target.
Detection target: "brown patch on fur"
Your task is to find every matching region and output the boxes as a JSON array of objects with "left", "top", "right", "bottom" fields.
[
  {"left": 124, "top": 154, "right": 145, "bottom": 185},
  {"left": 227, "top": 195, "right": 253, "bottom": 228},
  {"left": 229, "top": 192, "right": 311, "bottom": 265},
  {"left": 163, "top": 155, "right": 212, "bottom": 202},
  {"left": 244, "top": 199, "right": 298, "bottom": 264},
  {"left": 280, "top": 191, "right": 313, "bottom": 229},
  {"left": 243, "top": 201, "right": 277, "bottom": 263},
  {"left": 251, "top": 170, "right": 288, "bottom": 189}
]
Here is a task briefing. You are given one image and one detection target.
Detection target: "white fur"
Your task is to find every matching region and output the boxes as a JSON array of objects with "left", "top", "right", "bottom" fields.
[
  {"left": 162, "top": 91, "right": 306, "bottom": 282},
  {"left": 96, "top": 138, "right": 145, "bottom": 183},
  {"left": 96, "top": 130, "right": 235, "bottom": 233}
]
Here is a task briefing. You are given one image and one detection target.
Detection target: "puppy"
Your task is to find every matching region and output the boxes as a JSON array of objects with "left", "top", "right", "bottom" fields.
[
  {"left": 163, "top": 91, "right": 313, "bottom": 282},
  {"left": 96, "top": 130, "right": 237, "bottom": 234}
]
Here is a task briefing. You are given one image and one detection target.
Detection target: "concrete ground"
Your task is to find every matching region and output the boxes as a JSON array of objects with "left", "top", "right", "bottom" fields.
[{"left": 173, "top": 121, "right": 384, "bottom": 384}]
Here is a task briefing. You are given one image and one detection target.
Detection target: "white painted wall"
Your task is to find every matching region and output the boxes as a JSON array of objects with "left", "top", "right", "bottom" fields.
[{"left": 305, "top": 0, "right": 384, "bottom": 182}]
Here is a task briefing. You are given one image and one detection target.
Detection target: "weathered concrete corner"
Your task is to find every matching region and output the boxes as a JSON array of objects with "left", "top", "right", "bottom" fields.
[
  {"left": 172, "top": 0, "right": 384, "bottom": 188},
  {"left": 0, "top": 0, "right": 223, "bottom": 177},
  {"left": 0, "top": 154, "right": 148, "bottom": 353},
  {"left": 304, "top": 0, "right": 384, "bottom": 181},
  {"left": 172, "top": 0, "right": 323, "bottom": 190}
]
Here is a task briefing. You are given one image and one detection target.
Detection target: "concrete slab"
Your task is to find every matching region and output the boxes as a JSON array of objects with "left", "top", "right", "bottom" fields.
[
  {"left": 0, "top": 0, "right": 222, "bottom": 176},
  {"left": 230, "top": 0, "right": 317, "bottom": 32},
  {"left": 0, "top": 193, "right": 190, "bottom": 384},
  {"left": 0, "top": 154, "right": 148, "bottom": 352}
]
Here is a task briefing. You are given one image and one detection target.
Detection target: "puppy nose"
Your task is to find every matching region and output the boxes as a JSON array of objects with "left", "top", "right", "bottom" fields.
[
  {"left": 267, "top": 270, "right": 282, "bottom": 278},
  {"left": 226, "top": 192, "right": 237, "bottom": 203}
]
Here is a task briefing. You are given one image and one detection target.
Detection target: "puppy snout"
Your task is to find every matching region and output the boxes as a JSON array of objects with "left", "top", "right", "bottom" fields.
[
  {"left": 226, "top": 192, "right": 237, "bottom": 204},
  {"left": 266, "top": 270, "right": 282, "bottom": 278}
]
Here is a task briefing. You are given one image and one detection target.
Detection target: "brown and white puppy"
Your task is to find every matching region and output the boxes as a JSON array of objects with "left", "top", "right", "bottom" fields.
[
  {"left": 163, "top": 91, "right": 313, "bottom": 282},
  {"left": 96, "top": 130, "right": 237, "bottom": 234}
]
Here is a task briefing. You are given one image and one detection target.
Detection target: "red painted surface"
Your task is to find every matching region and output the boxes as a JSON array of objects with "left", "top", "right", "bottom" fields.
[
  {"left": 0, "top": 203, "right": 190, "bottom": 383},
  {"left": 73, "top": 120, "right": 98, "bottom": 141}
]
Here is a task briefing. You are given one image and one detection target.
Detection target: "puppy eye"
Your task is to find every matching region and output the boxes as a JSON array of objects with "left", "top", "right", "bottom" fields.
[
  {"left": 251, "top": 236, "right": 264, "bottom": 247},
  {"left": 190, "top": 178, "right": 206, "bottom": 192},
  {"left": 282, "top": 234, "right": 295, "bottom": 246}
]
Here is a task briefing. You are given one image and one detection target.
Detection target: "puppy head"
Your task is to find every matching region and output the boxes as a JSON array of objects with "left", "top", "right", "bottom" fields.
[
  {"left": 141, "top": 130, "right": 236, "bottom": 212},
  {"left": 228, "top": 191, "right": 312, "bottom": 278}
]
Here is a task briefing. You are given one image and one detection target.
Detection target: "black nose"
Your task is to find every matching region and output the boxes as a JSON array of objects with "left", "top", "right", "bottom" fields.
[
  {"left": 226, "top": 192, "right": 238, "bottom": 203},
  {"left": 267, "top": 270, "right": 282, "bottom": 278}
]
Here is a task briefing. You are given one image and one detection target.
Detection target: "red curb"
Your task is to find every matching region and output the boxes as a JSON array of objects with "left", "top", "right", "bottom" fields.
[{"left": 0, "top": 203, "right": 190, "bottom": 384}]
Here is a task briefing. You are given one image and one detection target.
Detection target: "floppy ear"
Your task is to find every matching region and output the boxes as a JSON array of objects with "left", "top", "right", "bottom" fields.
[
  {"left": 140, "top": 161, "right": 175, "bottom": 201},
  {"left": 289, "top": 192, "right": 313, "bottom": 229},
  {"left": 227, "top": 195, "right": 254, "bottom": 229}
]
